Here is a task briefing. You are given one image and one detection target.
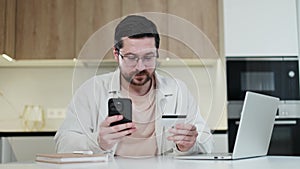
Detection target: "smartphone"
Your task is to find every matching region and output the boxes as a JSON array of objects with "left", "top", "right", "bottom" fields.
[{"left": 108, "top": 98, "right": 132, "bottom": 126}]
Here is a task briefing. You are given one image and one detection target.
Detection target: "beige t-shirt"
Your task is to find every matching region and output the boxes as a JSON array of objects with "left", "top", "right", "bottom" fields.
[{"left": 116, "top": 80, "right": 157, "bottom": 157}]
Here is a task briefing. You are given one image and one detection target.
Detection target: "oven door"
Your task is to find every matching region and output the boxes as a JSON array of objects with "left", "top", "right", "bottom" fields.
[
  {"left": 228, "top": 118, "right": 300, "bottom": 155},
  {"left": 268, "top": 118, "right": 300, "bottom": 155},
  {"left": 226, "top": 57, "right": 300, "bottom": 101}
]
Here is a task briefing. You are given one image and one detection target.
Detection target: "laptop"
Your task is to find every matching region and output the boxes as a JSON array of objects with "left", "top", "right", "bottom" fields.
[{"left": 175, "top": 91, "right": 280, "bottom": 160}]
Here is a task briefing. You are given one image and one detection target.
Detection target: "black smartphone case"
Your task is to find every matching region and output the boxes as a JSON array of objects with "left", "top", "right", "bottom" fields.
[{"left": 108, "top": 98, "right": 132, "bottom": 126}]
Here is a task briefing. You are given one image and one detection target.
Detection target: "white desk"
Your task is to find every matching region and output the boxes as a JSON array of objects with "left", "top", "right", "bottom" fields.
[{"left": 1, "top": 156, "right": 300, "bottom": 169}]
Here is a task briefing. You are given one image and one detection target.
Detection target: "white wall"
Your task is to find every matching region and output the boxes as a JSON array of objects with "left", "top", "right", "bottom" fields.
[
  {"left": 223, "top": 0, "right": 298, "bottom": 56},
  {"left": 0, "top": 61, "right": 227, "bottom": 130}
]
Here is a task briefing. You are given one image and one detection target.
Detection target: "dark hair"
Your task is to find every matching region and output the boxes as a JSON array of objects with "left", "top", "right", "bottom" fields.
[{"left": 114, "top": 15, "right": 160, "bottom": 52}]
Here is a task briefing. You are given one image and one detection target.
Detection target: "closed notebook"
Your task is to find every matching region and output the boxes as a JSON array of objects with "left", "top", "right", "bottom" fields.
[{"left": 35, "top": 153, "right": 108, "bottom": 164}]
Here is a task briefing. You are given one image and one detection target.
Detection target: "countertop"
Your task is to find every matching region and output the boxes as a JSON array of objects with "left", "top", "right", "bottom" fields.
[
  {"left": 1, "top": 156, "right": 300, "bottom": 169},
  {"left": 0, "top": 131, "right": 56, "bottom": 137}
]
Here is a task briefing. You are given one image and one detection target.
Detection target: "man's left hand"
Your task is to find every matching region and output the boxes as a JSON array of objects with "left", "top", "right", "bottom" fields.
[{"left": 167, "top": 123, "right": 198, "bottom": 152}]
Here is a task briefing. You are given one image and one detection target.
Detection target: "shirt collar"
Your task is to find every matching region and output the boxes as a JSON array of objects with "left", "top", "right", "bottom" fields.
[{"left": 108, "top": 68, "right": 174, "bottom": 97}]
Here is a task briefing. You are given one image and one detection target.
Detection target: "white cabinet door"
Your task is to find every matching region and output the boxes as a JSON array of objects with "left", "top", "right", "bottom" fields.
[
  {"left": 1, "top": 137, "right": 55, "bottom": 163},
  {"left": 223, "top": 0, "right": 298, "bottom": 56},
  {"left": 212, "top": 134, "right": 228, "bottom": 153}
]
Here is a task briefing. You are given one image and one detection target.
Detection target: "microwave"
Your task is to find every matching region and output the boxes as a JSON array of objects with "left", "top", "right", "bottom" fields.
[{"left": 226, "top": 56, "right": 300, "bottom": 101}]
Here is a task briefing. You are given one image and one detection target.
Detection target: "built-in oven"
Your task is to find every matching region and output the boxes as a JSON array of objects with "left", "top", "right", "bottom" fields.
[
  {"left": 228, "top": 117, "right": 300, "bottom": 155},
  {"left": 226, "top": 56, "right": 300, "bottom": 155}
]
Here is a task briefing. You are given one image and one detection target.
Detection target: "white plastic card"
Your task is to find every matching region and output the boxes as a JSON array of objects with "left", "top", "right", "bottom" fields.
[{"left": 161, "top": 115, "right": 187, "bottom": 129}]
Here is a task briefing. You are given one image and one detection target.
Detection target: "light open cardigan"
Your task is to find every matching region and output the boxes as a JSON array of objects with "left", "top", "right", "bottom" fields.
[{"left": 54, "top": 68, "right": 213, "bottom": 156}]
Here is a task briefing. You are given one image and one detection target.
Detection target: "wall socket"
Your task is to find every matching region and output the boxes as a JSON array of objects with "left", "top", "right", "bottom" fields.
[{"left": 46, "top": 108, "right": 66, "bottom": 119}]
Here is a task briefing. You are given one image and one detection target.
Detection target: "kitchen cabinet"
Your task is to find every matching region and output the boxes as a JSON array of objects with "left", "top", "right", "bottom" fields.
[
  {"left": 121, "top": 0, "right": 168, "bottom": 55},
  {"left": 122, "top": 0, "right": 219, "bottom": 59},
  {"left": 2, "top": 0, "right": 219, "bottom": 60},
  {"left": 122, "top": 0, "right": 167, "bottom": 13},
  {"left": 167, "top": 0, "right": 219, "bottom": 59},
  {"left": 223, "top": 0, "right": 298, "bottom": 57},
  {"left": 212, "top": 132, "right": 228, "bottom": 153},
  {"left": 0, "top": 0, "right": 16, "bottom": 57},
  {"left": 75, "top": 0, "right": 121, "bottom": 60},
  {"left": 0, "top": 132, "right": 56, "bottom": 163},
  {"left": 76, "top": 0, "right": 171, "bottom": 60},
  {"left": 0, "top": 0, "right": 5, "bottom": 54},
  {"left": 15, "top": 0, "right": 75, "bottom": 59},
  {"left": 75, "top": 0, "right": 219, "bottom": 60}
]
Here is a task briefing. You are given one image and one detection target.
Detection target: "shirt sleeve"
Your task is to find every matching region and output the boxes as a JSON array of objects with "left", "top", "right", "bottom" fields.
[{"left": 54, "top": 78, "right": 108, "bottom": 154}]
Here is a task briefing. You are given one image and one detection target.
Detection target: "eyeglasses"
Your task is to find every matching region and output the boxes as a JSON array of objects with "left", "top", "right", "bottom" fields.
[{"left": 119, "top": 52, "right": 157, "bottom": 67}]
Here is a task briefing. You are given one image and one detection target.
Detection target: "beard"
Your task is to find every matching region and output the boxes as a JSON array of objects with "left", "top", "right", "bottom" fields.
[{"left": 121, "top": 69, "right": 153, "bottom": 86}]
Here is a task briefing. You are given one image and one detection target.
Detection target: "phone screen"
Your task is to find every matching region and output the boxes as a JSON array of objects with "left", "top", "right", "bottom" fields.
[{"left": 108, "top": 98, "right": 132, "bottom": 126}]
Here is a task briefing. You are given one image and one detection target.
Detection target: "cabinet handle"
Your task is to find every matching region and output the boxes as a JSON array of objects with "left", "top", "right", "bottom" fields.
[
  {"left": 274, "top": 120, "right": 297, "bottom": 125},
  {"left": 235, "top": 120, "right": 297, "bottom": 125}
]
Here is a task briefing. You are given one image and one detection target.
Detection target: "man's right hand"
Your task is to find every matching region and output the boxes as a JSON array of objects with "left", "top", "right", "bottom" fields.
[{"left": 98, "top": 115, "right": 136, "bottom": 151}]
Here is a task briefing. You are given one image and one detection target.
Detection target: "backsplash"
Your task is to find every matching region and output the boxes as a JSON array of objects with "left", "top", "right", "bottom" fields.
[{"left": 0, "top": 59, "right": 227, "bottom": 130}]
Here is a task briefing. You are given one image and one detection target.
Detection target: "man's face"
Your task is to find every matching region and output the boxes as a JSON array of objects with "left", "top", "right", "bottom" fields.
[{"left": 115, "top": 37, "right": 157, "bottom": 86}]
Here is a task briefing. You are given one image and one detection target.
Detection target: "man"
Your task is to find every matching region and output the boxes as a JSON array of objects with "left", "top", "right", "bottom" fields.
[{"left": 54, "top": 15, "right": 213, "bottom": 157}]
